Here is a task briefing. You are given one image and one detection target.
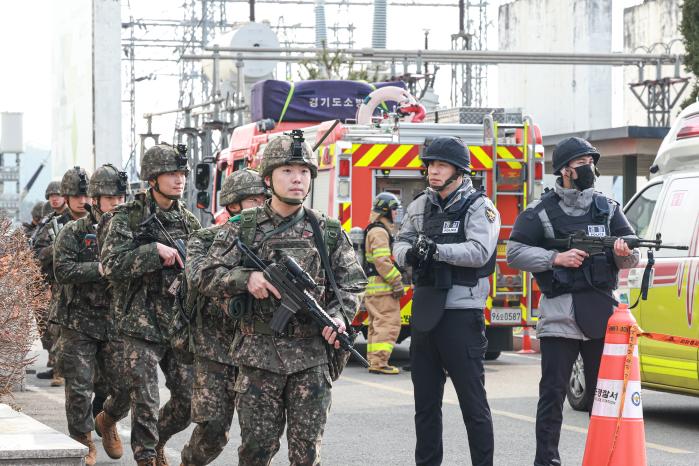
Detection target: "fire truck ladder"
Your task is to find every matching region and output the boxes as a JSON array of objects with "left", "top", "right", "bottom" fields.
[{"left": 483, "top": 114, "right": 540, "bottom": 326}]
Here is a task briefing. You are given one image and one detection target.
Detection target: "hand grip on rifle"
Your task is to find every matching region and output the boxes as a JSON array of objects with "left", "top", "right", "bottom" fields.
[
  {"left": 140, "top": 213, "right": 187, "bottom": 268},
  {"left": 235, "top": 239, "right": 369, "bottom": 368}
]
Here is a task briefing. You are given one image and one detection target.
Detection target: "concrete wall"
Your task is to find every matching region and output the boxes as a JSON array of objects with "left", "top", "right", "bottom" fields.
[
  {"left": 498, "top": 0, "right": 612, "bottom": 135},
  {"left": 623, "top": 0, "right": 687, "bottom": 126},
  {"left": 51, "top": 0, "right": 121, "bottom": 177}
]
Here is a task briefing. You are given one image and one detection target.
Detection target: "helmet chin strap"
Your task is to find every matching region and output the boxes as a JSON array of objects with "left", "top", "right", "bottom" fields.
[
  {"left": 269, "top": 179, "right": 309, "bottom": 206},
  {"left": 153, "top": 181, "right": 182, "bottom": 201},
  {"left": 430, "top": 170, "right": 463, "bottom": 192}
]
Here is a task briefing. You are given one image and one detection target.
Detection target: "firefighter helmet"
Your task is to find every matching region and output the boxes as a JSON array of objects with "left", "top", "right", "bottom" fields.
[
  {"left": 420, "top": 137, "right": 471, "bottom": 170},
  {"left": 258, "top": 130, "right": 318, "bottom": 179},
  {"left": 372, "top": 192, "right": 401, "bottom": 216},
  {"left": 44, "top": 180, "right": 62, "bottom": 200},
  {"left": 552, "top": 137, "right": 600, "bottom": 175},
  {"left": 219, "top": 168, "right": 267, "bottom": 206},
  {"left": 140, "top": 143, "right": 190, "bottom": 181},
  {"left": 60, "top": 167, "right": 90, "bottom": 196}
]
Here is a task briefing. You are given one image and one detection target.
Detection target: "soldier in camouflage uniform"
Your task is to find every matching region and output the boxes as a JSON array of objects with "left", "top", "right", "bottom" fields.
[
  {"left": 33, "top": 173, "right": 89, "bottom": 387},
  {"left": 195, "top": 132, "right": 366, "bottom": 466},
  {"left": 180, "top": 168, "right": 267, "bottom": 466},
  {"left": 53, "top": 164, "right": 132, "bottom": 465},
  {"left": 22, "top": 201, "right": 45, "bottom": 238},
  {"left": 101, "top": 143, "right": 201, "bottom": 466}
]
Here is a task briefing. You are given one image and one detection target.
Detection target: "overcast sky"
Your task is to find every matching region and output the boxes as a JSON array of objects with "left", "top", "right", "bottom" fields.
[{"left": 0, "top": 0, "right": 642, "bottom": 153}]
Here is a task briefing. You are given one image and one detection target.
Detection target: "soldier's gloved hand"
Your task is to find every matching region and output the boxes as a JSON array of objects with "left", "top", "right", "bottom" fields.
[{"left": 391, "top": 282, "right": 405, "bottom": 299}]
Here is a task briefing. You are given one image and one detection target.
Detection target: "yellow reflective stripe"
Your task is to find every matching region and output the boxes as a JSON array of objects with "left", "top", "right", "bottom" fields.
[
  {"left": 384, "top": 267, "right": 401, "bottom": 282},
  {"left": 371, "top": 247, "right": 392, "bottom": 256},
  {"left": 367, "top": 342, "right": 394, "bottom": 353},
  {"left": 641, "top": 356, "right": 697, "bottom": 371}
]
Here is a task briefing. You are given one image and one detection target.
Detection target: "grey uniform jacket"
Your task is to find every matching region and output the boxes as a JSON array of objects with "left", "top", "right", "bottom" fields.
[
  {"left": 393, "top": 178, "right": 501, "bottom": 310},
  {"left": 506, "top": 182, "right": 640, "bottom": 340}
]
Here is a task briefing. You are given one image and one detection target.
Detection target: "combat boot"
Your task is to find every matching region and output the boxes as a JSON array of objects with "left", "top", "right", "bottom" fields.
[
  {"left": 137, "top": 458, "right": 157, "bottom": 466},
  {"left": 71, "top": 432, "right": 97, "bottom": 466},
  {"left": 155, "top": 441, "right": 170, "bottom": 466},
  {"left": 36, "top": 368, "right": 53, "bottom": 379},
  {"left": 368, "top": 364, "right": 400, "bottom": 375},
  {"left": 94, "top": 411, "right": 123, "bottom": 459}
]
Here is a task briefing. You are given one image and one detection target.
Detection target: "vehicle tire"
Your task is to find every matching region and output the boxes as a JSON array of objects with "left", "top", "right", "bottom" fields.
[
  {"left": 484, "top": 351, "right": 501, "bottom": 361},
  {"left": 566, "top": 355, "right": 588, "bottom": 412}
]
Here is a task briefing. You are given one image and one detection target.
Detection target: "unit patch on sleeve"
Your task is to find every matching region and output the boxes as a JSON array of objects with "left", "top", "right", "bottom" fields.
[{"left": 485, "top": 207, "right": 497, "bottom": 223}]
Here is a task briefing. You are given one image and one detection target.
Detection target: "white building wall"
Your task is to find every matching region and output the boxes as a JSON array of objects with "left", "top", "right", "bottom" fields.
[
  {"left": 52, "top": 0, "right": 121, "bottom": 177},
  {"left": 623, "top": 0, "right": 688, "bottom": 126},
  {"left": 498, "top": 0, "right": 612, "bottom": 135}
]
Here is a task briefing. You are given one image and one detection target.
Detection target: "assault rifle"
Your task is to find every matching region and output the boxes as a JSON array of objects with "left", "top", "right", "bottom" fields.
[
  {"left": 139, "top": 213, "right": 187, "bottom": 268},
  {"left": 543, "top": 231, "right": 688, "bottom": 254},
  {"left": 235, "top": 238, "right": 369, "bottom": 368}
]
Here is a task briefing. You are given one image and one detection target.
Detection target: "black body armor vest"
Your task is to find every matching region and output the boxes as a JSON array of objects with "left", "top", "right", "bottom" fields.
[
  {"left": 413, "top": 189, "right": 496, "bottom": 288},
  {"left": 532, "top": 190, "right": 618, "bottom": 298}
]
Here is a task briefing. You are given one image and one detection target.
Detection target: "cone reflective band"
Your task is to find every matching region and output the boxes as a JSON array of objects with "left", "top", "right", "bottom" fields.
[{"left": 583, "top": 303, "right": 647, "bottom": 466}]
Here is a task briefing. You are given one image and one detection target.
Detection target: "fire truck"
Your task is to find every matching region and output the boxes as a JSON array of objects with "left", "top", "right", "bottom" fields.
[{"left": 196, "top": 108, "right": 545, "bottom": 360}]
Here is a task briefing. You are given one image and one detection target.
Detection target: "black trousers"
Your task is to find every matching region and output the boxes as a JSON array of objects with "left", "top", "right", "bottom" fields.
[
  {"left": 410, "top": 309, "right": 494, "bottom": 466},
  {"left": 534, "top": 337, "right": 604, "bottom": 466}
]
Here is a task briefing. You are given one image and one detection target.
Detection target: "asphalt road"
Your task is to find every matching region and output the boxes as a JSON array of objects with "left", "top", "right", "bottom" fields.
[{"left": 14, "top": 338, "right": 699, "bottom": 465}]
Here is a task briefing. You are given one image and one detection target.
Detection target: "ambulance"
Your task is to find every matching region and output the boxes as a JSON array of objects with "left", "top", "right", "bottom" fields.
[
  {"left": 196, "top": 93, "right": 546, "bottom": 360},
  {"left": 566, "top": 101, "right": 699, "bottom": 410}
]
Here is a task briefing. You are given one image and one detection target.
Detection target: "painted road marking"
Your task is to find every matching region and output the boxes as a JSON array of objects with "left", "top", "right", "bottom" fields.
[{"left": 340, "top": 377, "right": 693, "bottom": 455}]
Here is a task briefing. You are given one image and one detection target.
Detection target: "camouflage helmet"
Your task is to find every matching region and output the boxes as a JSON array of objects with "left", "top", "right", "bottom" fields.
[
  {"left": 60, "top": 166, "right": 90, "bottom": 196},
  {"left": 219, "top": 168, "right": 267, "bottom": 206},
  {"left": 140, "top": 143, "right": 190, "bottom": 181},
  {"left": 31, "top": 201, "right": 45, "bottom": 220},
  {"left": 258, "top": 130, "right": 317, "bottom": 179},
  {"left": 45, "top": 180, "right": 62, "bottom": 199},
  {"left": 88, "top": 164, "right": 129, "bottom": 197},
  {"left": 41, "top": 201, "right": 53, "bottom": 216}
]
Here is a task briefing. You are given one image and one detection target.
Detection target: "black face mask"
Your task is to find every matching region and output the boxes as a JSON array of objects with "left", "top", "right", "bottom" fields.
[{"left": 572, "top": 164, "right": 597, "bottom": 191}]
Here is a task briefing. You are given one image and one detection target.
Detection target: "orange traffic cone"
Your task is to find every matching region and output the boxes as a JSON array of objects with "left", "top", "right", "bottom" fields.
[
  {"left": 517, "top": 326, "right": 536, "bottom": 354},
  {"left": 582, "top": 303, "right": 647, "bottom": 466}
]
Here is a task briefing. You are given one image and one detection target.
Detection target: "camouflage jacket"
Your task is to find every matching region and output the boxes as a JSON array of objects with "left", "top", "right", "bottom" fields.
[
  {"left": 53, "top": 210, "right": 112, "bottom": 341},
  {"left": 101, "top": 190, "right": 201, "bottom": 344},
  {"left": 32, "top": 210, "right": 74, "bottom": 283},
  {"left": 22, "top": 222, "right": 37, "bottom": 239},
  {"left": 185, "top": 225, "right": 237, "bottom": 365},
  {"left": 197, "top": 201, "right": 366, "bottom": 375}
]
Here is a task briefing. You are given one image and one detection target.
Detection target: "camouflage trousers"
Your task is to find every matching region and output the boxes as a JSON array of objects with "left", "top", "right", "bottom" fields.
[
  {"left": 181, "top": 357, "right": 237, "bottom": 465},
  {"left": 40, "top": 323, "right": 62, "bottom": 373},
  {"left": 60, "top": 328, "right": 131, "bottom": 437},
  {"left": 235, "top": 364, "right": 333, "bottom": 466},
  {"left": 123, "top": 336, "right": 193, "bottom": 461}
]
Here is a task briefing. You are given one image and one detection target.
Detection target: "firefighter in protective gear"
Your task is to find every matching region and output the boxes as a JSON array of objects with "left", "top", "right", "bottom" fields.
[{"left": 364, "top": 192, "right": 404, "bottom": 375}]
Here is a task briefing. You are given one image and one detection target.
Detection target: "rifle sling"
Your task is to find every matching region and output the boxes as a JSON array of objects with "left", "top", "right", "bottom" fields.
[
  {"left": 305, "top": 209, "right": 347, "bottom": 316},
  {"left": 629, "top": 249, "right": 654, "bottom": 310}
]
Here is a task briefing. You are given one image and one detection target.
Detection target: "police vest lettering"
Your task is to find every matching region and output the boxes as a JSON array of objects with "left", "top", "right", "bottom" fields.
[
  {"left": 532, "top": 190, "right": 618, "bottom": 298},
  {"left": 414, "top": 189, "right": 496, "bottom": 288}
]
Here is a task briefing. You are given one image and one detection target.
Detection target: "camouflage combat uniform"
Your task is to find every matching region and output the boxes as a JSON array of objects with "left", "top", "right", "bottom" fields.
[
  {"left": 196, "top": 134, "right": 366, "bottom": 466},
  {"left": 33, "top": 207, "right": 74, "bottom": 374},
  {"left": 53, "top": 207, "right": 131, "bottom": 436},
  {"left": 181, "top": 168, "right": 267, "bottom": 466},
  {"left": 101, "top": 145, "right": 200, "bottom": 463}
]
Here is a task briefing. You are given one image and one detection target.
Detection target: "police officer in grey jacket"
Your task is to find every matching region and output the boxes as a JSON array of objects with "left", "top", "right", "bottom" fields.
[
  {"left": 394, "top": 137, "right": 500, "bottom": 466},
  {"left": 506, "top": 137, "right": 639, "bottom": 466}
]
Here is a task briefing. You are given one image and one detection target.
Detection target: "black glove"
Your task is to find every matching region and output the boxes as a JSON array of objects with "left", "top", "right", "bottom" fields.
[
  {"left": 405, "top": 248, "right": 420, "bottom": 267},
  {"left": 410, "top": 235, "right": 437, "bottom": 265}
]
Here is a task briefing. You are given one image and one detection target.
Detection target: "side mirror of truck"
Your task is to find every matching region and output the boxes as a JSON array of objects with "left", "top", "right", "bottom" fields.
[
  {"left": 195, "top": 163, "right": 211, "bottom": 191},
  {"left": 196, "top": 191, "right": 210, "bottom": 210}
]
